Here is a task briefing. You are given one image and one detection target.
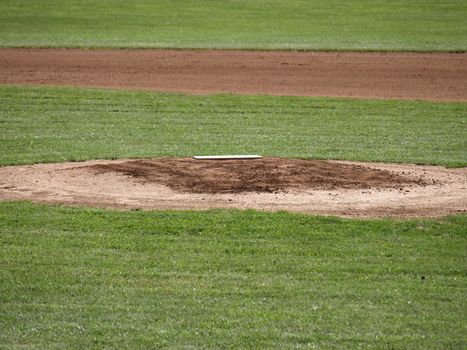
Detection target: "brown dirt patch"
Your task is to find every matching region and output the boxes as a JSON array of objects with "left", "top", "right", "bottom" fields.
[
  {"left": 0, "top": 158, "right": 465, "bottom": 218},
  {"left": 1, "top": 49, "right": 466, "bottom": 101},
  {"left": 90, "top": 158, "right": 427, "bottom": 194}
]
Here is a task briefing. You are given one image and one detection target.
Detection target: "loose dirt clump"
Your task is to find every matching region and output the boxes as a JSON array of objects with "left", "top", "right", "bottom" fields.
[{"left": 90, "top": 158, "right": 427, "bottom": 194}]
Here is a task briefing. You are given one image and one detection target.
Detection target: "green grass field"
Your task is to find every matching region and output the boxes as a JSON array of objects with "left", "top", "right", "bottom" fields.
[
  {"left": 1, "top": 0, "right": 466, "bottom": 51},
  {"left": 1, "top": 1, "right": 467, "bottom": 348},
  {"left": 1, "top": 202, "right": 466, "bottom": 348},
  {"left": 1, "top": 85, "right": 466, "bottom": 167},
  {"left": 0, "top": 85, "right": 466, "bottom": 348}
]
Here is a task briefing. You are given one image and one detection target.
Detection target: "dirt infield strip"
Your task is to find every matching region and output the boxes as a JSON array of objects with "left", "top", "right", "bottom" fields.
[
  {"left": 0, "top": 158, "right": 465, "bottom": 218},
  {"left": 1, "top": 49, "right": 466, "bottom": 101}
]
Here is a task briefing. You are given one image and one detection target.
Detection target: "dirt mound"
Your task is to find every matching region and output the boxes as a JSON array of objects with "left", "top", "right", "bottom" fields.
[
  {"left": 0, "top": 158, "right": 465, "bottom": 218},
  {"left": 90, "top": 158, "right": 427, "bottom": 194}
]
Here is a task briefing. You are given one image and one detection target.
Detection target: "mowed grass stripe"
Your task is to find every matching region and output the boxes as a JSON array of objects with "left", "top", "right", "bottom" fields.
[
  {"left": 0, "top": 0, "right": 466, "bottom": 51},
  {"left": 0, "top": 202, "right": 466, "bottom": 348},
  {"left": 0, "top": 85, "right": 465, "bottom": 167}
]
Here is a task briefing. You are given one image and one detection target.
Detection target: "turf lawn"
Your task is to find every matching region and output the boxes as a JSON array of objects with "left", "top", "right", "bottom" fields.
[
  {"left": 0, "top": 84, "right": 466, "bottom": 348},
  {"left": 0, "top": 85, "right": 466, "bottom": 167},
  {"left": 0, "top": 0, "right": 466, "bottom": 51},
  {"left": 0, "top": 202, "right": 466, "bottom": 348},
  {"left": 1, "top": 2, "right": 466, "bottom": 345}
]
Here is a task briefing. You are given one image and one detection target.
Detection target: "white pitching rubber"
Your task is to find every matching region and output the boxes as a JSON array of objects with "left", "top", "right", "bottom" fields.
[{"left": 192, "top": 155, "right": 263, "bottom": 160}]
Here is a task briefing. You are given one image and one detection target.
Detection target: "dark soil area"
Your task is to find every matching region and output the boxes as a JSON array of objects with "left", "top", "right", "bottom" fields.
[{"left": 90, "top": 157, "right": 427, "bottom": 194}]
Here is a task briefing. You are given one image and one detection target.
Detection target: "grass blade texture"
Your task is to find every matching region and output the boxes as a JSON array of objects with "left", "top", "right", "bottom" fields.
[
  {"left": 0, "top": 202, "right": 466, "bottom": 348},
  {"left": 0, "top": 0, "right": 466, "bottom": 51},
  {"left": 0, "top": 85, "right": 465, "bottom": 167}
]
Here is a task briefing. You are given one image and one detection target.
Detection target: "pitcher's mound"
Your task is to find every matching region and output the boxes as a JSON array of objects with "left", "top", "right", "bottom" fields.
[
  {"left": 0, "top": 157, "right": 465, "bottom": 218},
  {"left": 90, "top": 157, "right": 427, "bottom": 194}
]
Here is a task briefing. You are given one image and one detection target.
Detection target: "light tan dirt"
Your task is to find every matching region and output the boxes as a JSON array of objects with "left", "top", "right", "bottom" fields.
[
  {"left": 0, "top": 158, "right": 465, "bottom": 218},
  {"left": 1, "top": 49, "right": 466, "bottom": 101}
]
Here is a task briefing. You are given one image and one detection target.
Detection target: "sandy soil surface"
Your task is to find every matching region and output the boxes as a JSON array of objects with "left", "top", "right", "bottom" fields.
[
  {"left": 1, "top": 49, "right": 466, "bottom": 101},
  {"left": 0, "top": 158, "right": 465, "bottom": 218}
]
